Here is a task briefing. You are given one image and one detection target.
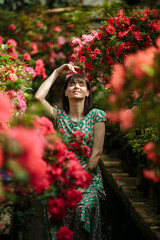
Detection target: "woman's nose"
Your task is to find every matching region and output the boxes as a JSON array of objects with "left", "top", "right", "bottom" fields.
[{"left": 74, "top": 83, "right": 80, "bottom": 88}]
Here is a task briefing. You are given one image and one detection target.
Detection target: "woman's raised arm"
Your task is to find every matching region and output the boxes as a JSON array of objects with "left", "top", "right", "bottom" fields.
[{"left": 34, "top": 64, "right": 78, "bottom": 121}]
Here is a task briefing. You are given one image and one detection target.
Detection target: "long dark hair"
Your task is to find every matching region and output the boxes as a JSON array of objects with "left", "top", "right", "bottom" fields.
[{"left": 62, "top": 74, "right": 92, "bottom": 116}]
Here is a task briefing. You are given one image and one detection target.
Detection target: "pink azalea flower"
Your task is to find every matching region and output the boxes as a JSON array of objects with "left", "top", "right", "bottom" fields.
[
  {"left": 23, "top": 53, "right": 31, "bottom": 61},
  {"left": 8, "top": 73, "right": 18, "bottom": 82},
  {"left": 110, "top": 64, "right": 125, "bottom": 93},
  {"left": 6, "top": 39, "right": 17, "bottom": 47},
  {"left": 118, "top": 109, "right": 134, "bottom": 130},
  {"left": 30, "top": 42, "right": 38, "bottom": 54},
  {"left": 58, "top": 36, "right": 66, "bottom": 45},
  {"left": 53, "top": 26, "right": 61, "bottom": 32},
  {"left": 0, "top": 92, "right": 14, "bottom": 122}
]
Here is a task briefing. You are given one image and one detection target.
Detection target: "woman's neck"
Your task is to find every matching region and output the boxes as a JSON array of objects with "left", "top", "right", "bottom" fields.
[{"left": 68, "top": 99, "right": 85, "bottom": 122}]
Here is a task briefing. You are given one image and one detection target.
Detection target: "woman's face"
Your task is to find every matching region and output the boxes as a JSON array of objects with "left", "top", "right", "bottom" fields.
[{"left": 65, "top": 78, "right": 90, "bottom": 100}]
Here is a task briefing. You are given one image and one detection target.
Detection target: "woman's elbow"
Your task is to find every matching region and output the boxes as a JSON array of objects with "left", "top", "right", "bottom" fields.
[{"left": 34, "top": 94, "right": 42, "bottom": 102}]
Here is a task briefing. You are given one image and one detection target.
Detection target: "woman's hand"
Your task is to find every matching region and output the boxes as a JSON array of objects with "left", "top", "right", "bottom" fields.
[
  {"left": 55, "top": 64, "right": 79, "bottom": 76},
  {"left": 77, "top": 187, "right": 85, "bottom": 193}
]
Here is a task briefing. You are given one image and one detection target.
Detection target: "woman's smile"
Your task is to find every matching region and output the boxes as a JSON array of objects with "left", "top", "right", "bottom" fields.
[{"left": 73, "top": 90, "right": 81, "bottom": 94}]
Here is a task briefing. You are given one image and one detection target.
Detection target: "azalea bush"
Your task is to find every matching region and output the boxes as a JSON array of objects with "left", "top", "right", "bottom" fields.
[
  {"left": 70, "top": 9, "right": 160, "bottom": 185},
  {"left": 71, "top": 8, "right": 160, "bottom": 83}
]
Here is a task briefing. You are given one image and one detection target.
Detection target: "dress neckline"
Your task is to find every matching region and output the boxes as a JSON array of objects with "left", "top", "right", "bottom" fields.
[{"left": 66, "top": 109, "right": 92, "bottom": 124}]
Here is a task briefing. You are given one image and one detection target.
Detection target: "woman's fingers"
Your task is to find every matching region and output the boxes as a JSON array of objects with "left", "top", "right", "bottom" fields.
[
  {"left": 68, "top": 64, "right": 79, "bottom": 73},
  {"left": 56, "top": 64, "right": 79, "bottom": 75}
]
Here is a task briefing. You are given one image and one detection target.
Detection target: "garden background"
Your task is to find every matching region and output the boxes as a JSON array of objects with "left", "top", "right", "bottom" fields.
[{"left": 0, "top": 0, "right": 160, "bottom": 239}]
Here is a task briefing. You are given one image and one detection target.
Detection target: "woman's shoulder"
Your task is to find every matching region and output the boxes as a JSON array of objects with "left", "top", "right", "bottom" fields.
[
  {"left": 90, "top": 108, "right": 106, "bottom": 115},
  {"left": 89, "top": 108, "right": 106, "bottom": 123},
  {"left": 54, "top": 105, "right": 67, "bottom": 118}
]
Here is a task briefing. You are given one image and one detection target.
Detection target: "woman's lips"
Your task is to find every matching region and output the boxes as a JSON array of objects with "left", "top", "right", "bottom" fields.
[{"left": 73, "top": 91, "right": 81, "bottom": 93}]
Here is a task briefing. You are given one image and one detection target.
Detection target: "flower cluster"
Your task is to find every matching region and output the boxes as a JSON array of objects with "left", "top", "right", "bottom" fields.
[
  {"left": 0, "top": 43, "right": 34, "bottom": 114},
  {"left": 68, "top": 130, "right": 92, "bottom": 159},
  {"left": 71, "top": 9, "right": 160, "bottom": 84}
]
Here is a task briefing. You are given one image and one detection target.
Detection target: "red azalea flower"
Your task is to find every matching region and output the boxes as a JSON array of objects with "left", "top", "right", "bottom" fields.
[
  {"left": 85, "top": 62, "right": 93, "bottom": 71},
  {"left": 81, "top": 145, "right": 91, "bottom": 158},
  {"left": 8, "top": 24, "right": 16, "bottom": 31},
  {"left": 57, "top": 226, "right": 73, "bottom": 240},
  {"left": 116, "top": 43, "right": 125, "bottom": 58},
  {"left": 65, "top": 150, "right": 77, "bottom": 161},
  {"left": 72, "top": 131, "right": 85, "bottom": 138},
  {"left": 80, "top": 56, "right": 85, "bottom": 62},
  {"left": 97, "top": 31, "right": 103, "bottom": 40},
  {"left": 105, "top": 25, "right": 115, "bottom": 35},
  {"left": 144, "top": 36, "right": 152, "bottom": 48},
  {"left": 49, "top": 165, "right": 63, "bottom": 181},
  {"left": 69, "top": 141, "right": 80, "bottom": 150},
  {"left": 66, "top": 189, "right": 82, "bottom": 209},
  {"left": 118, "top": 31, "right": 128, "bottom": 39},
  {"left": 34, "top": 116, "right": 55, "bottom": 136},
  {"left": 91, "top": 54, "right": 96, "bottom": 60},
  {"left": 76, "top": 170, "right": 91, "bottom": 188},
  {"left": 77, "top": 48, "right": 84, "bottom": 58},
  {"left": 94, "top": 48, "right": 101, "bottom": 54},
  {"left": 48, "top": 198, "right": 66, "bottom": 221},
  {"left": 123, "top": 16, "right": 130, "bottom": 25},
  {"left": 108, "top": 17, "right": 114, "bottom": 25},
  {"left": 132, "top": 31, "right": 143, "bottom": 41}
]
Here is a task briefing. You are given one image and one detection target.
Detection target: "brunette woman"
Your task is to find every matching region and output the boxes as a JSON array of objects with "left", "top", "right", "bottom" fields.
[{"left": 34, "top": 64, "right": 106, "bottom": 240}]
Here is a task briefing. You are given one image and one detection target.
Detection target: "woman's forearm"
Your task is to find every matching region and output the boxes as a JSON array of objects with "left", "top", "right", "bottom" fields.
[
  {"left": 87, "top": 152, "right": 101, "bottom": 170},
  {"left": 34, "top": 69, "right": 59, "bottom": 101}
]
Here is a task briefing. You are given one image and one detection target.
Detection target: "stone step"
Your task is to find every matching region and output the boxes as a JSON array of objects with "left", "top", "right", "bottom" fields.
[{"left": 100, "top": 154, "right": 160, "bottom": 240}]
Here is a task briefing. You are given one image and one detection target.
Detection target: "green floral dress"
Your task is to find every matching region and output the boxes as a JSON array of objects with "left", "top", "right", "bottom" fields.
[{"left": 44, "top": 106, "right": 106, "bottom": 240}]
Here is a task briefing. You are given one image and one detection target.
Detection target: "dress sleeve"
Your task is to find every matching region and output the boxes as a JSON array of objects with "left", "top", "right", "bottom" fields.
[{"left": 93, "top": 109, "right": 106, "bottom": 124}]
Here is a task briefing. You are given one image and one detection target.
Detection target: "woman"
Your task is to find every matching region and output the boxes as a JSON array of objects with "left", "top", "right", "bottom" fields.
[{"left": 34, "top": 64, "right": 106, "bottom": 240}]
